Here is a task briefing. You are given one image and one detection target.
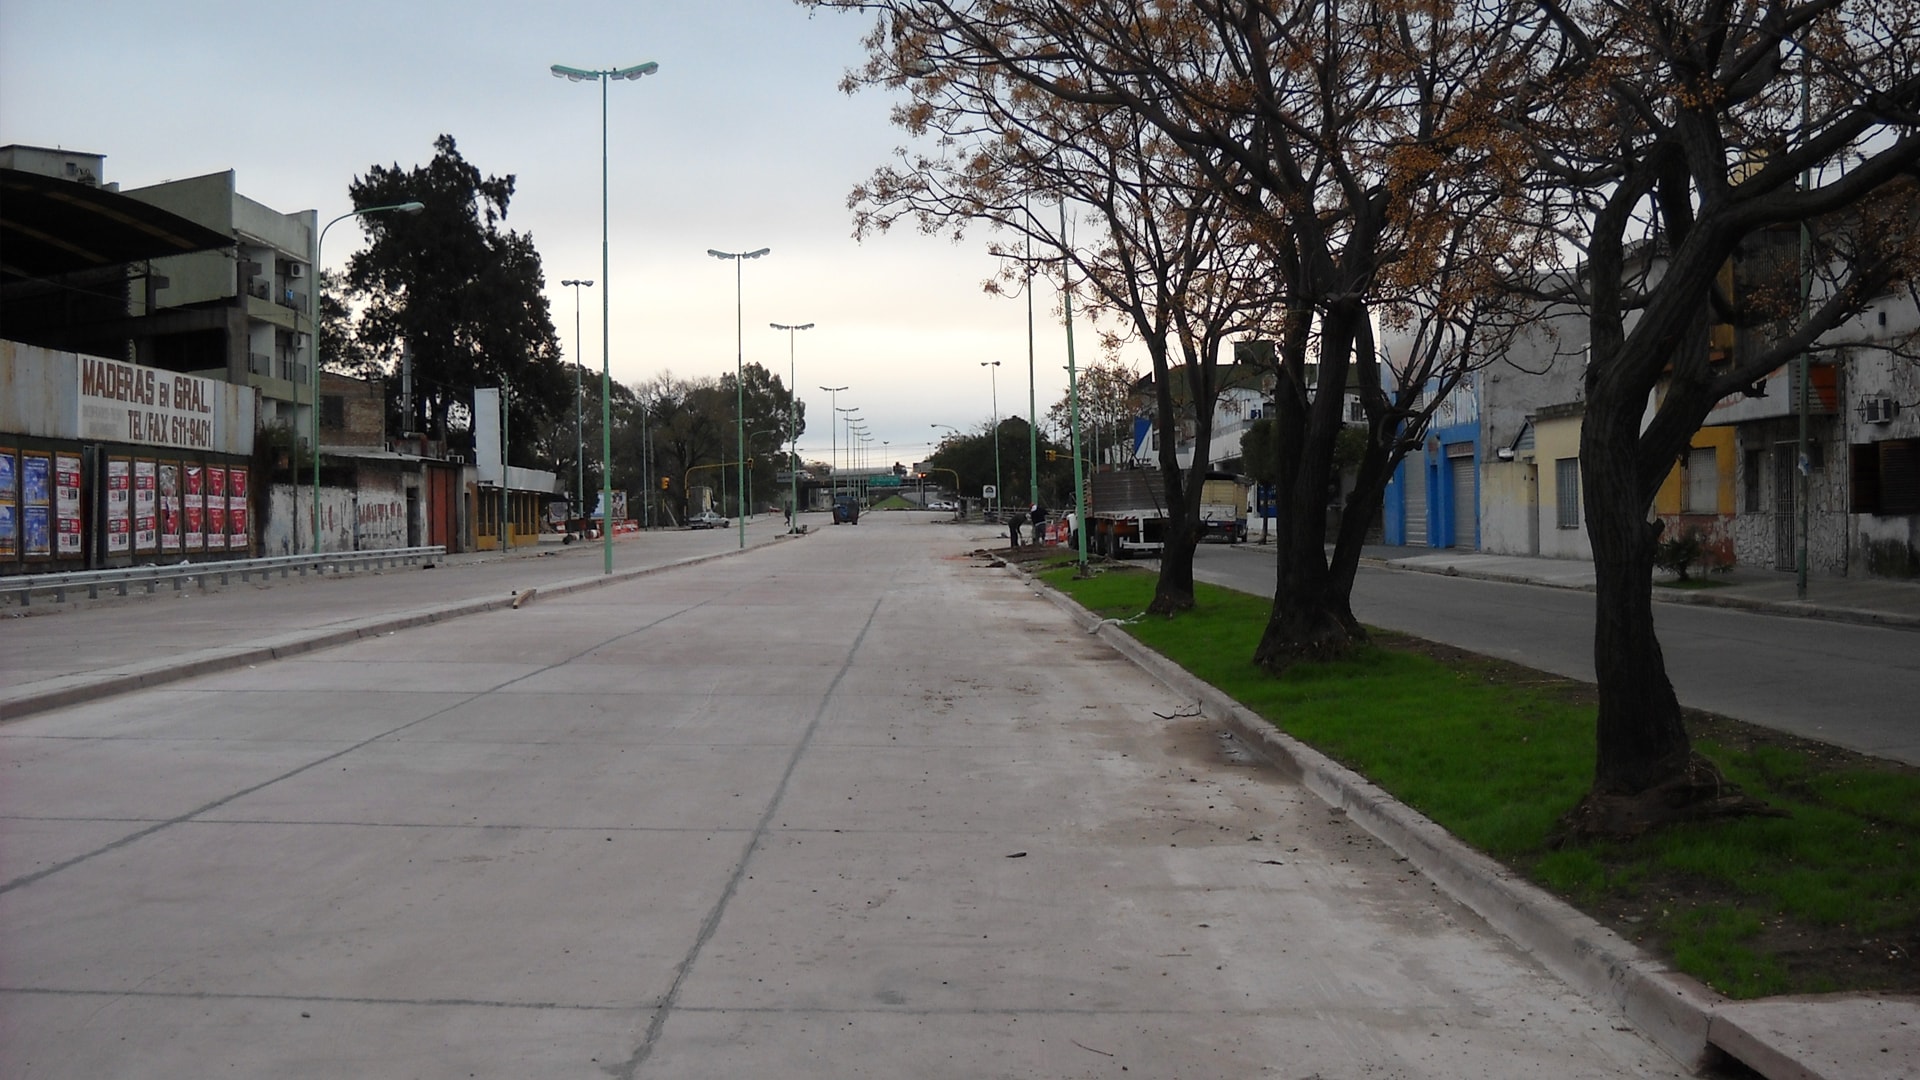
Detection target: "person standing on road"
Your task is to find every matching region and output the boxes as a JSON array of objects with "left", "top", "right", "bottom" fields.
[
  {"left": 1008, "top": 511, "right": 1023, "bottom": 549},
  {"left": 1029, "top": 503, "right": 1046, "bottom": 544}
]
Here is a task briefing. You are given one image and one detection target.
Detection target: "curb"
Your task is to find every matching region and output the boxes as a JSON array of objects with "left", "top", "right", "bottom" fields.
[
  {"left": 1008, "top": 562, "right": 1736, "bottom": 1075},
  {"left": 1368, "top": 557, "right": 1920, "bottom": 632},
  {"left": 0, "top": 537, "right": 796, "bottom": 724}
]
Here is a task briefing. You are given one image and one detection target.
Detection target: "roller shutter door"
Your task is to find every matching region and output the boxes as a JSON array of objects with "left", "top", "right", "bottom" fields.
[{"left": 1449, "top": 451, "right": 1476, "bottom": 549}]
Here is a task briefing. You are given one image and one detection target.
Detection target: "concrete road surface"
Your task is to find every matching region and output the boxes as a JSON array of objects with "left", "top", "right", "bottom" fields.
[{"left": 0, "top": 514, "right": 1687, "bottom": 1078}]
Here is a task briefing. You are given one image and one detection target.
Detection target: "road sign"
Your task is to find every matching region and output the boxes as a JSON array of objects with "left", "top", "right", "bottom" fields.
[{"left": 983, "top": 484, "right": 997, "bottom": 499}]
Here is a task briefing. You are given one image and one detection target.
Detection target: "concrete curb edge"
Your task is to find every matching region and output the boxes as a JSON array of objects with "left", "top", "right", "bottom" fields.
[{"left": 1365, "top": 556, "right": 1920, "bottom": 632}]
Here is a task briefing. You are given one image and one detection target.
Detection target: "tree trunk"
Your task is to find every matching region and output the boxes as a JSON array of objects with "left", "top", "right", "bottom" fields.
[
  {"left": 1151, "top": 521, "right": 1199, "bottom": 614},
  {"left": 1253, "top": 519, "right": 1355, "bottom": 670},
  {"left": 1556, "top": 403, "right": 1774, "bottom": 842}
]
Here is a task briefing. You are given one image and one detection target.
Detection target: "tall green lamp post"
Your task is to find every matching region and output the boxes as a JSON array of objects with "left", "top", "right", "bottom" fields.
[
  {"left": 771, "top": 322, "right": 814, "bottom": 531},
  {"left": 707, "top": 247, "right": 770, "bottom": 550},
  {"left": 309, "top": 200, "right": 423, "bottom": 554},
  {"left": 552, "top": 59, "right": 659, "bottom": 574}
]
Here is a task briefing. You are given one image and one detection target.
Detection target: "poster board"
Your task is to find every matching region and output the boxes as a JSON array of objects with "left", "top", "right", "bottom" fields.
[
  {"left": 228, "top": 466, "right": 250, "bottom": 553},
  {"left": 0, "top": 448, "right": 15, "bottom": 559},
  {"left": 184, "top": 464, "right": 204, "bottom": 551},
  {"left": 106, "top": 456, "right": 132, "bottom": 555},
  {"left": 206, "top": 465, "right": 228, "bottom": 551},
  {"left": 23, "top": 452, "right": 52, "bottom": 559},
  {"left": 158, "top": 462, "right": 181, "bottom": 553},
  {"left": 55, "top": 452, "right": 82, "bottom": 558},
  {"left": 134, "top": 459, "right": 157, "bottom": 553}
]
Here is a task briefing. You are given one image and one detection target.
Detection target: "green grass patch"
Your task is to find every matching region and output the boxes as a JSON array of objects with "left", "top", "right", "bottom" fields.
[{"left": 1037, "top": 563, "right": 1920, "bottom": 999}]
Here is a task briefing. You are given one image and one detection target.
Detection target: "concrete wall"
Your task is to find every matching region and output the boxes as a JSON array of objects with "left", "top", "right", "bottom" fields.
[
  {"left": 1843, "top": 299, "right": 1920, "bottom": 577},
  {"left": 266, "top": 472, "right": 412, "bottom": 555}
]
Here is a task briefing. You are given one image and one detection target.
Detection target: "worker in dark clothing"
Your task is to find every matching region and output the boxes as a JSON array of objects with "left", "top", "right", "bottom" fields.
[{"left": 1028, "top": 503, "right": 1046, "bottom": 543}]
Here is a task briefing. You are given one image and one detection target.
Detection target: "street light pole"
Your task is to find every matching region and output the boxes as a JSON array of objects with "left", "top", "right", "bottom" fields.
[
  {"left": 772, "top": 322, "right": 814, "bottom": 531},
  {"left": 820, "top": 385, "right": 847, "bottom": 503},
  {"left": 309, "top": 200, "right": 424, "bottom": 555},
  {"left": 560, "top": 278, "right": 594, "bottom": 525},
  {"left": 1060, "top": 200, "right": 1088, "bottom": 573},
  {"left": 1025, "top": 225, "right": 1039, "bottom": 505},
  {"left": 553, "top": 60, "right": 658, "bottom": 573},
  {"left": 981, "top": 360, "right": 1002, "bottom": 519},
  {"left": 844, "top": 403, "right": 867, "bottom": 499},
  {"left": 708, "top": 247, "right": 770, "bottom": 550}
]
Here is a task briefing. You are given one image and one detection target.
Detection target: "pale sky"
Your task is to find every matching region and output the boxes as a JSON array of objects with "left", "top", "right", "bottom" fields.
[{"left": 0, "top": 0, "right": 1099, "bottom": 469}]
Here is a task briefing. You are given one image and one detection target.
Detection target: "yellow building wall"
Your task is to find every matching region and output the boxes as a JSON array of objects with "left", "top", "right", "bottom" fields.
[
  {"left": 1653, "top": 426, "right": 1736, "bottom": 516},
  {"left": 1533, "top": 414, "right": 1592, "bottom": 560}
]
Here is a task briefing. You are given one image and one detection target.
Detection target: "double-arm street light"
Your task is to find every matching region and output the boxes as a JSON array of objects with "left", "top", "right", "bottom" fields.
[
  {"left": 309, "top": 199, "right": 424, "bottom": 554},
  {"left": 708, "top": 247, "right": 770, "bottom": 550},
  {"left": 844, "top": 403, "right": 867, "bottom": 499},
  {"left": 553, "top": 59, "right": 658, "bottom": 574},
  {"left": 560, "top": 278, "right": 594, "bottom": 522},
  {"left": 819, "top": 386, "right": 847, "bottom": 499},
  {"left": 772, "top": 322, "right": 814, "bottom": 530},
  {"left": 981, "top": 360, "right": 1003, "bottom": 518}
]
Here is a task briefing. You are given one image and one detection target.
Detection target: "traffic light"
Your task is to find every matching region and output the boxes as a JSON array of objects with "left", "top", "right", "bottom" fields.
[
  {"left": 1045, "top": 449, "right": 1059, "bottom": 461},
  {"left": 659, "top": 476, "right": 670, "bottom": 490}
]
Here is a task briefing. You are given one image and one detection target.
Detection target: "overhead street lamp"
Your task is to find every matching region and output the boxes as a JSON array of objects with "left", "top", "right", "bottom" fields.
[
  {"left": 819, "top": 385, "right": 847, "bottom": 502},
  {"left": 981, "top": 360, "right": 1003, "bottom": 519},
  {"left": 1059, "top": 201, "right": 1088, "bottom": 573},
  {"left": 844, "top": 403, "right": 867, "bottom": 499},
  {"left": 553, "top": 59, "right": 658, "bottom": 573},
  {"left": 709, "top": 246, "right": 770, "bottom": 550},
  {"left": 560, "top": 278, "right": 594, "bottom": 524},
  {"left": 773, "top": 322, "right": 814, "bottom": 531},
  {"left": 309, "top": 199, "right": 424, "bottom": 554}
]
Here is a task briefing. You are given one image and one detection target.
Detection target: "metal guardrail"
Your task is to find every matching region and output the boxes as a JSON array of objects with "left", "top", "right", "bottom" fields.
[{"left": 4, "top": 546, "right": 447, "bottom": 606}]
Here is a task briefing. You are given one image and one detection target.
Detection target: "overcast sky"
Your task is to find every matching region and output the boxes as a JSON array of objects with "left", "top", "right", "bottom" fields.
[{"left": 1, "top": 0, "right": 1102, "bottom": 468}]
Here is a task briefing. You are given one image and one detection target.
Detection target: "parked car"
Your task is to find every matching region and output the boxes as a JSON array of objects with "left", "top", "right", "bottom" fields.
[
  {"left": 928, "top": 500, "right": 958, "bottom": 511},
  {"left": 688, "top": 510, "right": 729, "bottom": 530}
]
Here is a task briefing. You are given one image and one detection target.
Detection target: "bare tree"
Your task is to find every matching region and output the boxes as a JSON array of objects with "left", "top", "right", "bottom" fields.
[
  {"left": 835, "top": 12, "right": 1276, "bottom": 612},
  {"left": 1516, "top": 0, "right": 1920, "bottom": 837},
  {"left": 813, "top": 0, "right": 1546, "bottom": 657}
]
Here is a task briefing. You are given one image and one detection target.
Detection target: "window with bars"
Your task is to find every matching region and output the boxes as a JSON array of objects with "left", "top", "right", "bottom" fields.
[{"left": 1555, "top": 458, "right": 1580, "bottom": 528}]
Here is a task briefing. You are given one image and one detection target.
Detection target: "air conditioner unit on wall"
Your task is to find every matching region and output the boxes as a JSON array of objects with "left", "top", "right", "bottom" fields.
[{"left": 287, "top": 263, "right": 304, "bottom": 279}]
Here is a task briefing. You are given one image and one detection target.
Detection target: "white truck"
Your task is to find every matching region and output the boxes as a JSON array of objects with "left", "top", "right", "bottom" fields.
[{"left": 1082, "top": 470, "right": 1247, "bottom": 558}]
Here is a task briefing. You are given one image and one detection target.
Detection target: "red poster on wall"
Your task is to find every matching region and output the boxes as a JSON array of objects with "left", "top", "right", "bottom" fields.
[
  {"left": 206, "top": 466, "right": 228, "bottom": 550},
  {"left": 134, "top": 460, "right": 158, "bottom": 553},
  {"left": 107, "top": 457, "right": 132, "bottom": 554},
  {"left": 184, "top": 465, "right": 204, "bottom": 551},
  {"left": 158, "top": 462, "right": 181, "bottom": 553},
  {"left": 228, "top": 467, "right": 250, "bottom": 552}
]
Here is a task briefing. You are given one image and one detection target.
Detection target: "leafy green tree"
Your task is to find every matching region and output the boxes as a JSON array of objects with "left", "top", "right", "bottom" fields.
[
  {"left": 631, "top": 365, "right": 802, "bottom": 520},
  {"left": 343, "top": 135, "right": 568, "bottom": 469}
]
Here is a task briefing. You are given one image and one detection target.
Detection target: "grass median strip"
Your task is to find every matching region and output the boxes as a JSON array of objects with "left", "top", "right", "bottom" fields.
[{"left": 1038, "top": 560, "right": 1920, "bottom": 1000}]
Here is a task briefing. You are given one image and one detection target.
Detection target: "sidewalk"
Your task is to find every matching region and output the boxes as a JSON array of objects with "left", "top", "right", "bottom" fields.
[
  {"left": 0, "top": 514, "right": 800, "bottom": 722},
  {"left": 1356, "top": 544, "right": 1920, "bottom": 631},
  {"left": 4, "top": 518, "right": 1913, "bottom": 1078},
  {"left": 0, "top": 515, "right": 1696, "bottom": 1079}
]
